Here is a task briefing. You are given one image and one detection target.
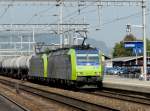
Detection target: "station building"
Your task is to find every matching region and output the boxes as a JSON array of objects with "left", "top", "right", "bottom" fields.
[{"left": 105, "top": 56, "right": 150, "bottom": 68}]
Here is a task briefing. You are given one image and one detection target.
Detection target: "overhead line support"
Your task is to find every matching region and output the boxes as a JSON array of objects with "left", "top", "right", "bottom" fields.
[{"left": 0, "top": 0, "right": 143, "bottom": 6}]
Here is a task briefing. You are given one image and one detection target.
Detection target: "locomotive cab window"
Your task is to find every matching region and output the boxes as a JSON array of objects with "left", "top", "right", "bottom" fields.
[{"left": 76, "top": 50, "right": 100, "bottom": 66}]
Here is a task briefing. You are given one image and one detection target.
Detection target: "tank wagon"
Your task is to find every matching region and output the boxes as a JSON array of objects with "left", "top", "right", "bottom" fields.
[
  {"left": 0, "top": 45, "right": 104, "bottom": 87},
  {"left": 1, "top": 56, "right": 31, "bottom": 79}
]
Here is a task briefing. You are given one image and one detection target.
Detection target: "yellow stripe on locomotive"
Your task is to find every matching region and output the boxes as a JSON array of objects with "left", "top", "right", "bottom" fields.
[{"left": 29, "top": 47, "right": 104, "bottom": 87}]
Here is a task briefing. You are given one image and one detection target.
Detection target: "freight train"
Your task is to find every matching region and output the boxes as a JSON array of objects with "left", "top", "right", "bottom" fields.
[{"left": 0, "top": 45, "right": 104, "bottom": 88}]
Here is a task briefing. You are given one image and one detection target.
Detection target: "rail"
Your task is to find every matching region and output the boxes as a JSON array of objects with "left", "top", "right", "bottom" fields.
[
  {"left": 92, "top": 88, "right": 150, "bottom": 105},
  {"left": 0, "top": 76, "right": 117, "bottom": 111},
  {"left": 0, "top": 93, "right": 30, "bottom": 111}
]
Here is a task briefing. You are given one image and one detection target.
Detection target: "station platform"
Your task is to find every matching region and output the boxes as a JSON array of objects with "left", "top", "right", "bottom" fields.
[{"left": 103, "top": 75, "right": 150, "bottom": 93}]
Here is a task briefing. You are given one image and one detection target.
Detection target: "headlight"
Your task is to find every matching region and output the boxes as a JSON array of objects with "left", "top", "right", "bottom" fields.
[
  {"left": 95, "top": 72, "right": 100, "bottom": 76},
  {"left": 77, "top": 72, "right": 83, "bottom": 75}
]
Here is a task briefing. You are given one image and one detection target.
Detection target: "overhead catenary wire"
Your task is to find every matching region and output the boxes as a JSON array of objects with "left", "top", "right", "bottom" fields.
[
  {"left": 63, "top": 8, "right": 99, "bottom": 23},
  {"left": 0, "top": 1, "right": 149, "bottom": 33},
  {"left": 0, "top": 0, "right": 14, "bottom": 19},
  {"left": 90, "top": 9, "right": 150, "bottom": 29},
  {"left": 26, "top": 6, "right": 56, "bottom": 24},
  {"left": 25, "top": 3, "right": 95, "bottom": 34},
  {"left": 50, "top": 2, "right": 96, "bottom": 24}
]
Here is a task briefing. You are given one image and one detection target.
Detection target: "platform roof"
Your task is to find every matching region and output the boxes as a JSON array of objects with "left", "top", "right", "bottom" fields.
[
  {"left": 107, "top": 56, "right": 150, "bottom": 62},
  {"left": 112, "top": 56, "right": 142, "bottom": 62}
]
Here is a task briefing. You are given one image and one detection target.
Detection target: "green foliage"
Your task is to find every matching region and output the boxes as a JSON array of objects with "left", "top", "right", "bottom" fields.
[
  {"left": 113, "top": 42, "right": 132, "bottom": 57},
  {"left": 123, "top": 34, "right": 136, "bottom": 41},
  {"left": 112, "top": 34, "right": 136, "bottom": 58},
  {"left": 112, "top": 34, "right": 150, "bottom": 57},
  {"left": 147, "top": 39, "right": 150, "bottom": 51}
]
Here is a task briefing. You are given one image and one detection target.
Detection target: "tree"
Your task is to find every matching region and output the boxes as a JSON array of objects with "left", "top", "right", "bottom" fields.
[
  {"left": 112, "top": 34, "right": 136, "bottom": 58},
  {"left": 123, "top": 34, "right": 136, "bottom": 41},
  {"left": 112, "top": 34, "right": 150, "bottom": 57},
  {"left": 147, "top": 39, "right": 150, "bottom": 51},
  {"left": 147, "top": 39, "right": 150, "bottom": 57}
]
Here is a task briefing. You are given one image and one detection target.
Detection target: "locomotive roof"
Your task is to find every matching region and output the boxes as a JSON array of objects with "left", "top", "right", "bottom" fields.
[
  {"left": 50, "top": 45, "right": 97, "bottom": 51},
  {"left": 36, "top": 45, "right": 97, "bottom": 55}
]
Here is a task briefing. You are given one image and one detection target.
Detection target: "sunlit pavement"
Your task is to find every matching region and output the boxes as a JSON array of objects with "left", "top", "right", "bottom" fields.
[{"left": 103, "top": 75, "right": 150, "bottom": 86}]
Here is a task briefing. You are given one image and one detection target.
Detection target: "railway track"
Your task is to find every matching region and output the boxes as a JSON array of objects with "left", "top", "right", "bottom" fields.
[
  {"left": 92, "top": 88, "right": 150, "bottom": 105},
  {"left": 0, "top": 93, "right": 30, "bottom": 111},
  {"left": 80, "top": 87, "right": 150, "bottom": 110},
  {"left": 1, "top": 76, "right": 150, "bottom": 111},
  {"left": 0, "top": 76, "right": 117, "bottom": 111}
]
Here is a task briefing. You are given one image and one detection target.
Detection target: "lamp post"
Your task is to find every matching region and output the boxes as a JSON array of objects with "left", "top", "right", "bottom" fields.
[
  {"left": 141, "top": 0, "right": 147, "bottom": 80},
  {"left": 126, "top": 0, "right": 147, "bottom": 80}
]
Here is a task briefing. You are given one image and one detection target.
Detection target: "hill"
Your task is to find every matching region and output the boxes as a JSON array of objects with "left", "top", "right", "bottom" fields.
[{"left": 0, "top": 33, "right": 111, "bottom": 56}]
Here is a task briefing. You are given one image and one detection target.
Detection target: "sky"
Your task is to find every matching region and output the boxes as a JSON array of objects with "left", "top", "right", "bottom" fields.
[{"left": 0, "top": 0, "right": 149, "bottom": 48}]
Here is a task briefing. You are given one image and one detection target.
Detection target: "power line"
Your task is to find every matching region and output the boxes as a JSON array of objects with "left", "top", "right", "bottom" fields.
[
  {"left": 0, "top": 0, "right": 14, "bottom": 19},
  {"left": 63, "top": 8, "right": 98, "bottom": 23},
  {"left": 91, "top": 9, "right": 150, "bottom": 29},
  {"left": 49, "top": 2, "right": 96, "bottom": 24},
  {"left": 26, "top": 6, "right": 55, "bottom": 24},
  {"left": 0, "top": 0, "right": 143, "bottom": 7}
]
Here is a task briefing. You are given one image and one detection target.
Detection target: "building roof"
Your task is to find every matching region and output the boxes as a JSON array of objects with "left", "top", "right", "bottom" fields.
[
  {"left": 106, "top": 56, "right": 150, "bottom": 62},
  {"left": 106, "top": 56, "right": 150, "bottom": 63},
  {"left": 111, "top": 56, "right": 143, "bottom": 62}
]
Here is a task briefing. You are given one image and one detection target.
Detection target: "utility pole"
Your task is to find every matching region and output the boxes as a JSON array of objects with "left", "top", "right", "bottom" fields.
[
  {"left": 142, "top": 0, "right": 147, "bottom": 80},
  {"left": 0, "top": 0, "right": 144, "bottom": 56},
  {"left": 32, "top": 28, "right": 35, "bottom": 54},
  {"left": 58, "top": 0, "right": 63, "bottom": 48}
]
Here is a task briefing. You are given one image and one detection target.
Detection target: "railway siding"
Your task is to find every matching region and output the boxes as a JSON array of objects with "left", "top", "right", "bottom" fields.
[
  {"left": 0, "top": 76, "right": 82, "bottom": 111},
  {"left": 0, "top": 76, "right": 116, "bottom": 111}
]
